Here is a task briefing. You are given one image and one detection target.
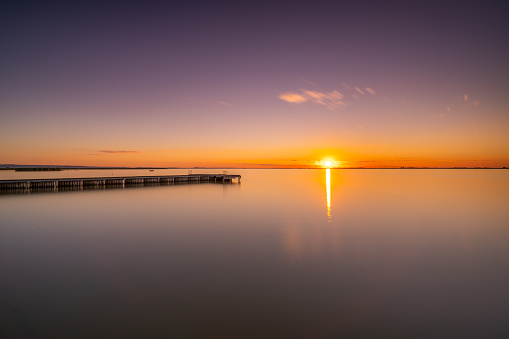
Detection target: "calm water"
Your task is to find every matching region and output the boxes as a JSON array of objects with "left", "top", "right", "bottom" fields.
[{"left": 1, "top": 169, "right": 508, "bottom": 338}]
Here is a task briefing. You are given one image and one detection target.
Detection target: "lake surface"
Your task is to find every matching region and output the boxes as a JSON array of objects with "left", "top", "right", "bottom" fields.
[{"left": 1, "top": 169, "right": 508, "bottom": 338}]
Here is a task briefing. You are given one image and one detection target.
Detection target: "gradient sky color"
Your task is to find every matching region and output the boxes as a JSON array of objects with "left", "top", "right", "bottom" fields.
[{"left": 1, "top": 1, "right": 508, "bottom": 168}]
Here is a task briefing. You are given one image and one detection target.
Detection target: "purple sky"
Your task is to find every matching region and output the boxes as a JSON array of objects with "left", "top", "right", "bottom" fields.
[{"left": 1, "top": 1, "right": 508, "bottom": 167}]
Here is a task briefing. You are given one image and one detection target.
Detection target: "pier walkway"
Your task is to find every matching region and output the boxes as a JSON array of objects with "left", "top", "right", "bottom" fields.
[{"left": 0, "top": 174, "right": 241, "bottom": 192}]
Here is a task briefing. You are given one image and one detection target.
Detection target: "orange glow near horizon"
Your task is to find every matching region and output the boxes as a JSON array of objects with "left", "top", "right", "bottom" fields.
[
  {"left": 1, "top": 138, "right": 508, "bottom": 169},
  {"left": 1, "top": 148, "right": 508, "bottom": 169}
]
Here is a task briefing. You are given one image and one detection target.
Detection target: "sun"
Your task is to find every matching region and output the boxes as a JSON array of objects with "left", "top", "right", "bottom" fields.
[{"left": 315, "top": 159, "right": 339, "bottom": 168}]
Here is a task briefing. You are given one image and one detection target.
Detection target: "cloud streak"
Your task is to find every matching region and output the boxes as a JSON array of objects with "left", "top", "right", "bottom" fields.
[
  {"left": 100, "top": 150, "right": 141, "bottom": 154},
  {"left": 279, "top": 83, "right": 379, "bottom": 110},
  {"left": 279, "top": 89, "right": 346, "bottom": 109},
  {"left": 446, "top": 93, "right": 481, "bottom": 112},
  {"left": 279, "top": 92, "right": 307, "bottom": 104},
  {"left": 354, "top": 87, "right": 365, "bottom": 95},
  {"left": 218, "top": 101, "right": 234, "bottom": 107}
]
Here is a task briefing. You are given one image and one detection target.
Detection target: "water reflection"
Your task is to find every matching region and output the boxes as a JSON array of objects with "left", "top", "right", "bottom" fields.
[
  {"left": 326, "top": 168, "right": 331, "bottom": 220},
  {"left": 2, "top": 169, "right": 509, "bottom": 338}
]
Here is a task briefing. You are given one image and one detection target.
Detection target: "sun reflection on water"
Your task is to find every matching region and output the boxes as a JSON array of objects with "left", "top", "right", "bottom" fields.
[{"left": 326, "top": 168, "right": 331, "bottom": 220}]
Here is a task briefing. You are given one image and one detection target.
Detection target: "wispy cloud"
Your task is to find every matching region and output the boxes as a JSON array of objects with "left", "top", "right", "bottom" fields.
[
  {"left": 446, "top": 93, "right": 481, "bottom": 113},
  {"left": 393, "top": 157, "right": 418, "bottom": 161},
  {"left": 303, "top": 90, "right": 327, "bottom": 102},
  {"left": 280, "top": 83, "right": 380, "bottom": 109},
  {"left": 279, "top": 89, "right": 346, "bottom": 109},
  {"left": 279, "top": 92, "right": 307, "bottom": 104},
  {"left": 184, "top": 97, "right": 235, "bottom": 108},
  {"left": 218, "top": 101, "right": 234, "bottom": 107},
  {"left": 100, "top": 150, "right": 141, "bottom": 154},
  {"left": 301, "top": 78, "right": 317, "bottom": 87}
]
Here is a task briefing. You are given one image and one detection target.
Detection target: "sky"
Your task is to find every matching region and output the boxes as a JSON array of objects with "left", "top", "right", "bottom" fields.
[{"left": 1, "top": 0, "right": 508, "bottom": 168}]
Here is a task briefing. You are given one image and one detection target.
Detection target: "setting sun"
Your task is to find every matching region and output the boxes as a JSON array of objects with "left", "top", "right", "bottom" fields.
[{"left": 315, "top": 159, "right": 339, "bottom": 168}]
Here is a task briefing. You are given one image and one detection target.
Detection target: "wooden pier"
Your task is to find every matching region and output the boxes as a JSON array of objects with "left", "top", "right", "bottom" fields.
[{"left": 0, "top": 174, "right": 240, "bottom": 193}]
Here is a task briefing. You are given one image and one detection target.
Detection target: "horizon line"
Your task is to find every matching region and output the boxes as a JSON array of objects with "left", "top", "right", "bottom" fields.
[{"left": 1, "top": 165, "right": 507, "bottom": 170}]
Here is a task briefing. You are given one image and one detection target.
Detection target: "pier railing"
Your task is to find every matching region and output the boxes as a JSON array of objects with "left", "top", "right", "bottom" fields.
[{"left": 0, "top": 174, "right": 240, "bottom": 193}]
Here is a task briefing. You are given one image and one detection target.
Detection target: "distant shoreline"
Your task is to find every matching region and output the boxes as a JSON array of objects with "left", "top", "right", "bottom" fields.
[{"left": 0, "top": 166, "right": 507, "bottom": 170}]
